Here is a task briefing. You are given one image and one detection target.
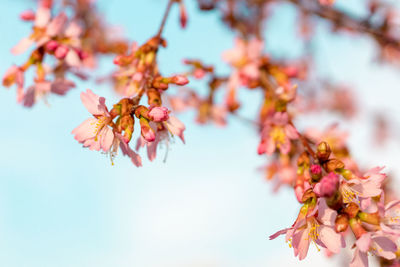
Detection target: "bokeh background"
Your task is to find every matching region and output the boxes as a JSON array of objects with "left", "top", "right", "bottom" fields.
[{"left": 1, "top": 0, "right": 400, "bottom": 266}]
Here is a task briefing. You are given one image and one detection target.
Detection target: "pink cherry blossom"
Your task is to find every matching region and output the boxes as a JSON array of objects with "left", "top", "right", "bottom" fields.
[
  {"left": 350, "top": 232, "right": 397, "bottom": 267},
  {"left": 71, "top": 89, "right": 114, "bottom": 152},
  {"left": 379, "top": 199, "right": 400, "bottom": 236},
  {"left": 340, "top": 167, "right": 386, "bottom": 206},
  {"left": 258, "top": 112, "right": 299, "bottom": 155},
  {"left": 270, "top": 199, "right": 345, "bottom": 260}
]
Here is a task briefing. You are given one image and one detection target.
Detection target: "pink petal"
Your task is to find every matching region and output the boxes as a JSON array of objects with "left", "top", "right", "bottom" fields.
[
  {"left": 165, "top": 116, "right": 185, "bottom": 143},
  {"left": 292, "top": 228, "right": 310, "bottom": 260},
  {"left": 65, "top": 50, "right": 81, "bottom": 67},
  {"left": 100, "top": 127, "right": 114, "bottom": 152},
  {"left": 318, "top": 225, "right": 343, "bottom": 253},
  {"left": 34, "top": 7, "right": 51, "bottom": 27},
  {"left": 11, "top": 38, "right": 34, "bottom": 55},
  {"left": 51, "top": 79, "right": 75, "bottom": 95},
  {"left": 71, "top": 118, "right": 97, "bottom": 142},
  {"left": 356, "top": 233, "right": 371, "bottom": 252},
  {"left": 350, "top": 249, "right": 368, "bottom": 267},
  {"left": 65, "top": 21, "right": 82, "bottom": 38},
  {"left": 269, "top": 228, "right": 290, "bottom": 240},
  {"left": 372, "top": 235, "right": 397, "bottom": 260},
  {"left": 46, "top": 13, "right": 67, "bottom": 36},
  {"left": 80, "top": 89, "right": 103, "bottom": 115},
  {"left": 317, "top": 198, "right": 337, "bottom": 226}
]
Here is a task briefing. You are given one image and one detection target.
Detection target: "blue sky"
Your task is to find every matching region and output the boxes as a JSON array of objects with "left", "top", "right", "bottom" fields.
[{"left": 1, "top": 0, "right": 399, "bottom": 266}]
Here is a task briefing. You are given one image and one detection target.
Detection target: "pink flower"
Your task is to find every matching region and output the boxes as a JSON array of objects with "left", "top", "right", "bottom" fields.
[
  {"left": 350, "top": 232, "right": 397, "bottom": 267},
  {"left": 379, "top": 199, "right": 400, "bottom": 236},
  {"left": 148, "top": 106, "right": 170, "bottom": 122},
  {"left": 71, "top": 89, "right": 114, "bottom": 152},
  {"left": 314, "top": 172, "right": 339, "bottom": 198},
  {"left": 270, "top": 199, "right": 345, "bottom": 260},
  {"left": 258, "top": 112, "right": 299, "bottom": 155},
  {"left": 340, "top": 167, "right": 386, "bottom": 206}
]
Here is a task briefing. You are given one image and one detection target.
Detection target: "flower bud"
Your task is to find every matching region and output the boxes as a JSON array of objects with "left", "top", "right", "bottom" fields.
[
  {"left": 139, "top": 117, "right": 155, "bottom": 142},
  {"left": 335, "top": 214, "right": 349, "bottom": 233},
  {"left": 54, "top": 45, "right": 69, "bottom": 59},
  {"left": 313, "top": 172, "right": 339, "bottom": 197},
  {"left": 45, "top": 40, "right": 59, "bottom": 52},
  {"left": 324, "top": 159, "right": 345, "bottom": 172},
  {"left": 134, "top": 105, "right": 149, "bottom": 119},
  {"left": 310, "top": 164, "right": 322, "bottom": 182},
  {"left": 20, "top": 10, "right": 35, "bottom": 21},
  {"left": 317, "top": 141, "right": 331, "bottom": 162},
  {"left": 172, "top": 75, "right": 189, "bottom": 85},
  {"left": 148, "top": 106, "right": 169, "bottom": 122},
  {"left": 147, "top": 88, "right": 162, "bottom": 106}
]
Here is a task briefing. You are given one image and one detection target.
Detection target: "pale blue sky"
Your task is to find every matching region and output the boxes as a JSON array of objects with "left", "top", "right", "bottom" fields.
[{"left": 1, "top": 0, "right": 399, "bottom": 266}]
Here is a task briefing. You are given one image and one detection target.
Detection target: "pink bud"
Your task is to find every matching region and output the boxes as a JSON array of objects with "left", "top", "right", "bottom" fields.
[
  {"left": 179, "top": 3, "right": 188, "bottom": 29},
  {"left": 313, "top": 172, "right": 339, "bottom": 198},
  {"left": 148, "top": 106, "right": 169, "bottom": 122},
  {"left": 54, "top": 45, "right": 69, "bottom": 59},
  {"left": 310, "top": 164, "right": 322, "bottom": 175},
  {"left": 20, "top": 10, "right": 35, "bottom": 21},
  {"left": 78, "top": 50, "right": 89, "bottom": 60},
  {"left": 45, "top": 40, "right": 59, "bottom": 52},
  {"left": 194, "top": 69, "right": 206, "bottom": 79},
  {"left": 172, "top": 75, "right": 189, "bottom": 85}
]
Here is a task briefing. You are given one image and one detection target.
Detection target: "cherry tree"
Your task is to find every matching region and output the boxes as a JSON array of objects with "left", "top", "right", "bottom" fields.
[{"left": 3, "top": 0, "right": 400, "bottom": 266}]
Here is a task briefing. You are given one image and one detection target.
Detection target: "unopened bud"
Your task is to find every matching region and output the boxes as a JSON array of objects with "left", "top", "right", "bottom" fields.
[
  {"left": 335, "top": 214, "right": 349, "bottom": 233},
  {"left": 313, "top": 172, "right": 339, "bottom": 197},
  {"left": 147, "top": 88, "right": 162, "bottom": 106},
  {"left": 310, "top": 164, "right": 322, "bottom": 182},
  {"left": 324, "top": 159, "right": 345, "bottom": 172},
  {"left": 54, "top": 45, "right": 69, "bottom": 59},
  {"left": 134, "top": 105, "right": 149, "bottom": 119},
  {"left": 148, "top": 106, "right": 169, "bottom": 122},
  {"left": 45, "top": 40, "right": 59, "bottom": 52},
  {"left": 317, "top": 141, "right": 331, "bottom": 162},
  {"left": 172, "top": 75, "right": 189, "bottom": 85},
  {"left": 20, "top": 10, "right": 35, "bottom": 21},
  {"left": 139, "top": 117, "right": 155, "bottom": 142}
]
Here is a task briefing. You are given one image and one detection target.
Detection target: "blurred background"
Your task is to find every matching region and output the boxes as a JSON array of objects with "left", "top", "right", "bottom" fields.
[{"left": 1, "top": 0, "right": 400, "bottom": 266}]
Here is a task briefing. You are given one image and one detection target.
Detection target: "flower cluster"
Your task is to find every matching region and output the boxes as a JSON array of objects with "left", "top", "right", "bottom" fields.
[{"left": 3, "top": 0, "right": 127, "bottom": 107}]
